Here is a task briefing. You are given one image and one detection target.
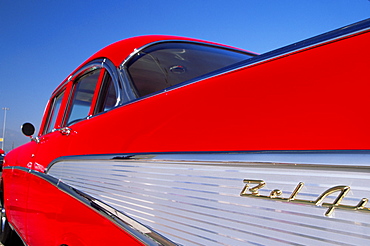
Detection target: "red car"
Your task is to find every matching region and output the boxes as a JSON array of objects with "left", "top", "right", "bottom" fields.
[{"left": 2, "top": 18, "right": 370, "bottom": 245}]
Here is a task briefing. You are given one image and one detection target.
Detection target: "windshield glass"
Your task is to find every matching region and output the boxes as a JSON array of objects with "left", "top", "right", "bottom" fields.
[{"left": 125, "top": 42, "right": 254, "bottom": 97}]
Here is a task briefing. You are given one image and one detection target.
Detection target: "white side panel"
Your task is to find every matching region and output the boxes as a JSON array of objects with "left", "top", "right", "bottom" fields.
[{"left": 48, "top": 158, "right": 370, "bottom": 246}]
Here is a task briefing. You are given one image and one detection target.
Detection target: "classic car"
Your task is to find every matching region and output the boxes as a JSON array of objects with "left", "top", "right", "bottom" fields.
[{"left": 1, "top": 18, "right": 370, "bottom": 245}]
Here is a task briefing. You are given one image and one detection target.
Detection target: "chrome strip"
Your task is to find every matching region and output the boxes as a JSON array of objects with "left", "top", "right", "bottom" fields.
[
  {"left": 119, "top": 40, "right": 255, "bottom": 70},
  {"left": 69, "top": 58, "right": 123, "bottom": 107},
  {"left": 246, "top": 18, "right": 370, "bottom": 68},
  {"left": 47, "top": 150, "right": 370, "bottom": 171},
  {"left": 53, "top": 58, "right": 124, "bottom": 129},
  {"left": 99, "top": 58, "right": 123, "bottom": 107},
  {"left": 4, "top": 166, "right": 177, "bottom": 246}
]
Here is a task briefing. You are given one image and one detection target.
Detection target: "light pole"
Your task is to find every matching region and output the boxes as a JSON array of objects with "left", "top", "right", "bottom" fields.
[{"left": 2, "top": 107, "right": 9, "bottom": 150}]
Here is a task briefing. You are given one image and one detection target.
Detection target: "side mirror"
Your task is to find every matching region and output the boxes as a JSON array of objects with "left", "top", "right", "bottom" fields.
[{"left": 21, "top": 123, "right": 35, "bottom": 137}]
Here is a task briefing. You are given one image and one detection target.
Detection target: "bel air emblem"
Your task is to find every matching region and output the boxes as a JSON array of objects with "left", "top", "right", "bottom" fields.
[{"left": 240, "top": 179, "right": 370, "bottom": 216}]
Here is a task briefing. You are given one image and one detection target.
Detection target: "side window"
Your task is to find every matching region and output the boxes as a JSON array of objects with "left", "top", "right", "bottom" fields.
[
  {"left": 126, "top": 42, "right": 254, "bottom": 97},
  {"left": 94, "top": 71, "right": 117, "bottom": 114},
  {"left": 66, "top": 69, "right": 101, "bottom": 125},
  {"left": 44, "top": 90, "right": 65, "bottom": 134}
]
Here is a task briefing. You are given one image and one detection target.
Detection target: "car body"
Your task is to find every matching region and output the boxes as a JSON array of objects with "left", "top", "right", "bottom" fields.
[{"left": 2, "top": 18, "right": 370, "bottom": 245}]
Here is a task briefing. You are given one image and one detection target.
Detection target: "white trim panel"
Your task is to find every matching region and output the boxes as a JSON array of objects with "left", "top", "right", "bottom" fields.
[{"left": 48, "top": 157, "right": 370, "bottom": 245}]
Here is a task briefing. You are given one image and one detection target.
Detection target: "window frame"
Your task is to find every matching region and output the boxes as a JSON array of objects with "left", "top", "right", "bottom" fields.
[
  {"left": 62, "top": 59, "right": 122, "bottom": 127},
  {"left": 94, "top": 70, "right": 119, "bottom": 115},
  {"left": 65, "top": 68, "right": 103, "bottom": 126},
  {"left": 40, "top": 59, "right": 122, "bottom": 136},
  {"left": 41, "top": 89, "right": 67, "bottom": 135}
]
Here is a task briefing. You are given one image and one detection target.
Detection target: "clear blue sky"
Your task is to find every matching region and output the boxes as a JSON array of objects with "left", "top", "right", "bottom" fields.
[{"left": 0, "top": 0, "right": 369, "bottom": 151}]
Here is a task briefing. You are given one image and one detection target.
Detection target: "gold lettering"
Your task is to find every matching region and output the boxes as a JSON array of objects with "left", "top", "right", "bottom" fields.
[
  {"left": 269, "top": 189, "right": 282, "bottom": 198},
  {"left": 288, "top": 182, "right": 304, "bottom": 201},
  {"left": 315, "top": 186, "right": 350, "bottom": 216},
  {"left": 355, "top": 198, "right": 368, "bottom": 210},
  {"left": 240, "top": 179, "right": 265, "bottom": 196},
  {"left": 240, "top": 179, "right": 370, "bottom": 217}
]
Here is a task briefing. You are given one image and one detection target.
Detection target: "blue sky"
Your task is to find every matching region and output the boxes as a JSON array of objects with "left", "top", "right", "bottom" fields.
[{"left": 0, "top": 0, "right": 369, "bottom": 151}]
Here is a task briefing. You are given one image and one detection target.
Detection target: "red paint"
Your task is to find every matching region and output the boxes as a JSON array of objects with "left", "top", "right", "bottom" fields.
[{"left": 3, "top": 27, "right": 370, "bottom": 244}]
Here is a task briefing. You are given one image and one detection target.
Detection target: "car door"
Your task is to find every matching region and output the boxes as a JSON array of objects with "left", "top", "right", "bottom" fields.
[
  {"left": 60, "top": 63, "right": 120, "bottom": 157},
  {"left": 33, "top": 65, "right": 106, "bottom": 168},
  {"left": 24, "top": 65, "right": 101, "bottom": 243},
  {"left": 24, "top": 61, "right": 121, "bottom": 244}
]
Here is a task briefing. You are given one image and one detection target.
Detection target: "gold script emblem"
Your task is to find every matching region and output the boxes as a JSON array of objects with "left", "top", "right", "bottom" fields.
[{"left": 240, "top": 179, "right": 370, "bottom": 216}]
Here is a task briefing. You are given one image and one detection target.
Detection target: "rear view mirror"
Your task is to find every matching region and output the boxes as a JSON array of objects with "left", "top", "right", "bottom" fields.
[{"left": 21, "top": 123, "right": 35, "bottom": 137}]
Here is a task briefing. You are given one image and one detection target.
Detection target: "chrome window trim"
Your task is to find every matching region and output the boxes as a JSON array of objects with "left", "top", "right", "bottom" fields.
[
  {"left": 52, "top": 58, "right": 122, "bottom": 130},
  {"left": 46, "top": 150, "right": 370, "bottom": 172},
  {"left": 118, "top": 40, "right": 255, "bottom": 104},
  {"left": 119, "top": 40, "right": 255, "bottom": 70},
  {"left": 69, "top": 58, "right": 123, "bottom": 108},
  {"left": 99, "top": 58, "right": 123, "bottom": 107},
  {"left": 44, "top": 89, "right": 66, "bottom": 135},
  {"left": 245, "top": 18, "right": 370, "bottom": 69},
  {"left": 118, "top": 66, "right": 137, "bottom": 102},
  {"left": 3, "top": 166, "right": 177, "bottom": 246},
  {"left": 117, "top": 19, "right": 370, "bottom": 107}
]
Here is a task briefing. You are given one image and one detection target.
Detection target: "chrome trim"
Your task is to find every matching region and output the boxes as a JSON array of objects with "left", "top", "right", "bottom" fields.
[
  {"left": 69, "top": 58, "right": 123, "bottom": 107},
  {"left": 45, "top": 151, "right": 370, "bottom": 245},
  {"left": 118, "top": 39, "right": 255, "bottom": 104},
  {"left": 47, "top": 150, "right": 370, "bottom": 170},
  {"left": 52, "top": 126, "right": 71, "bottom": 136},
  {"left": 30, "top": 136, "right": 40, "bottom": 143},
  {"left": 118, "top": 66, "right": 137, "bottom": 102},
  {"left": 119, "top": 40, "right": 255, "bottom": 70},
  {"left": 246, "top": 18, "right": 370, "bottom": 69},
  {"left": 51, "top": 58, "right": 123, "bottom": 131},
  {"left": 99, "top": 58, "right": 123, "bottom": 107},
  {"left": 68, "top": 60, "right": 104, "bottom": 81},
  {"left": 4, "top": 166, "right": 176, "bottom": 246}
]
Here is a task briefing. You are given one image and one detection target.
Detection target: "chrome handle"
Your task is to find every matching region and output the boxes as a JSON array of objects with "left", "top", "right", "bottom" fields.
[{"left": 55, "top": 127, "right": 72, "bottom": 136}]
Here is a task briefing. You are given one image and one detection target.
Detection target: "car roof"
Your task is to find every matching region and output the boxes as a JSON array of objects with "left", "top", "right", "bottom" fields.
[{"left": 52, "top": 35, "right": 254, "bottom": 94}]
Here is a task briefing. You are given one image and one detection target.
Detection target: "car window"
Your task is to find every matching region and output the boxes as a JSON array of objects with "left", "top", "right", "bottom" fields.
[
  {"left": 66, "top": 69, "right": 101, "bottom": 125},
  {"left": 44, "top": 90, "right": 65, "bottom": 134},
  {"left": 94, "top": 71, "right": 117, "bottom": 114},
  {"left": 126, "top": 42, "right": 254, "bottom": 97}
]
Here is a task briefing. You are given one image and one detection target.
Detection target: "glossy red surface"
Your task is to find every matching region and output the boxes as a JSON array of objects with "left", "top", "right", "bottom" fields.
[
  {"left": 3, "top": 27, "right": 370, "bottom": 244},
  {"left": 32, "top": 31, "right": 370, "bottom": 164},
  {"left": 3, "top": 168, "right": 144, "bottom": 245}
]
